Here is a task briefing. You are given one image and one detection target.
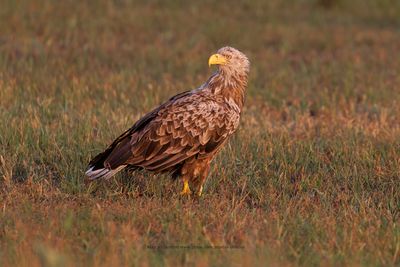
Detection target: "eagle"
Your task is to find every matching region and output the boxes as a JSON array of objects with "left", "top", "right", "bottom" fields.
[{"left": 85, "top": 46, "right": 250, "bottom": 196}]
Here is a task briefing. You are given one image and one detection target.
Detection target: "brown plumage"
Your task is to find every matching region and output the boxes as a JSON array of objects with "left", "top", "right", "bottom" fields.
[{"left": 85, "top": 46, "right": 250, "bottom": 196}]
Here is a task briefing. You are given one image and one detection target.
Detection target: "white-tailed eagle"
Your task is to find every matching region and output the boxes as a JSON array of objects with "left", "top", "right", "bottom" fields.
[{"left": 86, "top": 47, "right": 250, "bottom": 196}]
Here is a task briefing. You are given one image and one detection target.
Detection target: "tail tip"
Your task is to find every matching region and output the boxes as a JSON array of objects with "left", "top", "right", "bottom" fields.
[
  {"left": 85, "top": 165, "right": 126, "bottom": 180},
  {"left": 85, "top": 166, "right": 109, "bottom": 180}
]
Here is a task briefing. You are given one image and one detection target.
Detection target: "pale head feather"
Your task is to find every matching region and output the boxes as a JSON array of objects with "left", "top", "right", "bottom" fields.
[
  {"left": 205, "top": 46, "right": 250, "bottom": 96},
  {"left": 216, "top": 46, "right": 250, "bottom": 78}
]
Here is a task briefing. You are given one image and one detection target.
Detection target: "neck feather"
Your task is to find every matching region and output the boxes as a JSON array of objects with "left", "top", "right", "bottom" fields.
[{"left": 205, "top": 69, "right": 248, "bottom": 110}]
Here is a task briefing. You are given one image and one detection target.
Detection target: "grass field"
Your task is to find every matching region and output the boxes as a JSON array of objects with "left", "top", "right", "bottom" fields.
[{"left": 1, "top": 0, "right": 400, "bottom": 266}]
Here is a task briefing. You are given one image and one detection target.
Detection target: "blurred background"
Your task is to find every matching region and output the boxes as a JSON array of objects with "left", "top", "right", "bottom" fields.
[{"left": 1, "top": 0, "right": 399, "bottom": 107}]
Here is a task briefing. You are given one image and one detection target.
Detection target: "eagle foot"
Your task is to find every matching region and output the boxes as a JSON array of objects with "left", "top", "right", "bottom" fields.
[{"left": 180, "top": 180, "right": 192, "bottom": 196}]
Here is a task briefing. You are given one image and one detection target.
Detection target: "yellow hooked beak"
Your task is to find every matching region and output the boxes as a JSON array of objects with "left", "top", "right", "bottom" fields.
[{"left": 208, "top": 53, "right": 227, "bottom": 67}]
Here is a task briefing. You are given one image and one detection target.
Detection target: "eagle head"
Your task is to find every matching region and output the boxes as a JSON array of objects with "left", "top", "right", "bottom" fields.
[{"left": 208, "top": 46, "right": 250, "bottom": 77}]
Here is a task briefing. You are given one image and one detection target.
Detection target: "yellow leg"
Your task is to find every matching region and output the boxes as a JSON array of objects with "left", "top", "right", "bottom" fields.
[
  {"left": 197, "top": 185, "right": 203, "bottom": 197},
  {"left": 180, "top": 179, "right": 192, "bottom": 196}
]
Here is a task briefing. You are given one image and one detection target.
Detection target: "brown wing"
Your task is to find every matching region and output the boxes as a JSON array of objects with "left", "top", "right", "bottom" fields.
[
  {"left": 87, "top": 90, "right": 191, "bottom": 170},
  {"left": 91, "top": 91, "right": 240, "bottom": 175}
]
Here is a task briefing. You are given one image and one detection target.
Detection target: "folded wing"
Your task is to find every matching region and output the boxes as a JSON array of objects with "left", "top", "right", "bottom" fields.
[{"left": 86, "top": 91, "right": 239, "bottom": 179}]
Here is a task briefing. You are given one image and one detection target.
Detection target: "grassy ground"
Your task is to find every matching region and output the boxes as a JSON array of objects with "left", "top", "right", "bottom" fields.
[{"left": 1, "top": 0, "right": 400, "bottom": 266}]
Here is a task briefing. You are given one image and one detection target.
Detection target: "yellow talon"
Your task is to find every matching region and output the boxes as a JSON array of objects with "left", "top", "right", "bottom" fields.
[{"left": 180, "top": 180, "right": 192, "bottom": 196}]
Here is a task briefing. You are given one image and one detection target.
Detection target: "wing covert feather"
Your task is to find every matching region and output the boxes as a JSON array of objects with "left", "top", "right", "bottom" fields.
[
  {"left": 124, "top": 93, "right": 240, "bottom": 172},
  {"left": 98, "top": 90, "right": 240, "bottom": 173}
]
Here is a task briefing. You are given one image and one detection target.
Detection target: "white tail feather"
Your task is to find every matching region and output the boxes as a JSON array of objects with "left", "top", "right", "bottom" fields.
[{"left": 85, "top": 165, "right": 126, "bottom": 180}]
